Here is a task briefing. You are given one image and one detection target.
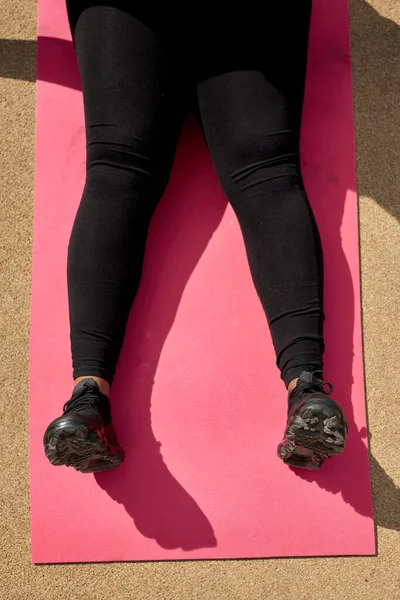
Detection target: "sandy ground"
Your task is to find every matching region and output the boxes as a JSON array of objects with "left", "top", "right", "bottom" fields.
[{"left": 0, "top": 1, "right": 399, "bottom": 598}]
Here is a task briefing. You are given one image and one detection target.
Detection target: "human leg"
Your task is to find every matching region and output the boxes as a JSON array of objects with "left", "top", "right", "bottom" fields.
[
  {"left": 44, "top": 3, "right": 183, "bottom": 471},
  {"left": 197, "top": 4, "right": 347, "bottom": 467}
]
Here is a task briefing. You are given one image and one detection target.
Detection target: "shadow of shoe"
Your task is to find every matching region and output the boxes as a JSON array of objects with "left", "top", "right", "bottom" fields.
[{"left": 95, "top": 435, "right": 217, "bottom": 550}]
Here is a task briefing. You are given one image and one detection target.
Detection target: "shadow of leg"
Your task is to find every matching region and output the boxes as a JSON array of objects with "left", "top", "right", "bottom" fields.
[
  {"left": 94, "top": 119, "right": 224, "bottom": 551},
  {"left": 370, "top": 453, "right": 400, "bottom": 532},
  {"left": 288, "top": 0, "right": 374, "bottom": 523},
  {"left": 95, "top": 432, "right": 217, "bottom": 551},
  {"left": 350, "top": 0, "right": 400, "bottom": 221}
]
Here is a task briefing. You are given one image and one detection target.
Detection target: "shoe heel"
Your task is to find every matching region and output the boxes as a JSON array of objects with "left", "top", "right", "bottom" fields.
[{"left": 298, "top": 402, "right": 347, "bottom": 454}]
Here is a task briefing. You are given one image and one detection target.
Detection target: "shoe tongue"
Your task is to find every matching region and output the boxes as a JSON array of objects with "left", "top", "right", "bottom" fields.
[
  {"left": 66, "top": 379, "right": 109, "bottom": 421},
  {"left": 298, "top": 371, "right": 315, "bottom": 385},
  {"left": 72, "top": 378, "right": 99, "bottom": 398},
  {"left": 288, "top": 372, "right": 318, "bottom": 412}
]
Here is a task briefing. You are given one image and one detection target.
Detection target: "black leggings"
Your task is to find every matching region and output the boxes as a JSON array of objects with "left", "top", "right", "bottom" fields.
[{"left": 66, "top": 1, "right": 324, "bottom": 387}]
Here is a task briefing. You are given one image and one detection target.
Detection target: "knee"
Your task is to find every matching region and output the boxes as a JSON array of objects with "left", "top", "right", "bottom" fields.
[
  {"left": 221, "top": 125, "right": 301, "bottom": 195},
  {"left": 85, "top": 124, "right": 170, "bottom": 197}
]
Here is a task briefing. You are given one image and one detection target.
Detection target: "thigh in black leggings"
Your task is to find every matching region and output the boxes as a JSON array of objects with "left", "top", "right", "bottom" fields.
[{"left": 67, "top": 1, "right": 323, "bottom": 387}]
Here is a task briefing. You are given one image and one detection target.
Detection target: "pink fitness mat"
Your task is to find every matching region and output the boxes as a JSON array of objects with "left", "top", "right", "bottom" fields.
[{"left": 30, "top": 0, "right": 375, "bottom": 563}]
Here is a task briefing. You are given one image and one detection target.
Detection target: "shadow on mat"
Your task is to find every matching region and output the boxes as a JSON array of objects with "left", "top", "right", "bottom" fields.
[
  {"left": 93, "top": 119, "right": 223, "bottom": 551},
  {"left": 2, "top": 0, "right": 397, "bottom": 220},
  {"left": 2, "top": 0, "right": 399, "bottom": 535}
]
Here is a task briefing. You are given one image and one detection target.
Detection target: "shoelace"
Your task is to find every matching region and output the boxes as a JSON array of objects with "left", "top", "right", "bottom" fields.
[
  {"left": 63, "top": 383, "right": 109, "bottom": 416},
  {"left": 291, "top": 376, "right": 334, "bottom": 402}
]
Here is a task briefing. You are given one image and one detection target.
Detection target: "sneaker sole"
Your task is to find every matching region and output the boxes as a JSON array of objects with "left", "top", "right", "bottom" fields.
[
  {"left": 43, "top": 418, "right": 124, "bottom": 474},
  {"left": 277, "top": 399, "right": 347, "bottom": 470}
]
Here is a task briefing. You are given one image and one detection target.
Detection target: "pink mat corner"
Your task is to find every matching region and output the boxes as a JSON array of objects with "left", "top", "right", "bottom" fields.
[{"left": 30, "top": 0, "right": 375, "bottom": 563}]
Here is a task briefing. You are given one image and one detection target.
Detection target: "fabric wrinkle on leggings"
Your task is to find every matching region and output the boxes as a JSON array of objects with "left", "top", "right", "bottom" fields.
[{"left": 66, "top": 1, "right": 324, "bottom": 387}]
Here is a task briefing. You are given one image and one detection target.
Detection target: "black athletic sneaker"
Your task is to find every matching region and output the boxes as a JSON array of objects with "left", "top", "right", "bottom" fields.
[
  {"left": 277, "top": 371, "right": 347, "bottom": 470},
  {"left": 43, "top": 378, "right": 124, "bottom": 473}
]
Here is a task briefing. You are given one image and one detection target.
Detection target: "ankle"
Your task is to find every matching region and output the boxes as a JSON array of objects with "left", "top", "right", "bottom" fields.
[
  {"left": 74, "top": 376, "right": 110, "bottom": 397},
  {"left": 287, "top": 378, "right": 299, "bottom": 393}
]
